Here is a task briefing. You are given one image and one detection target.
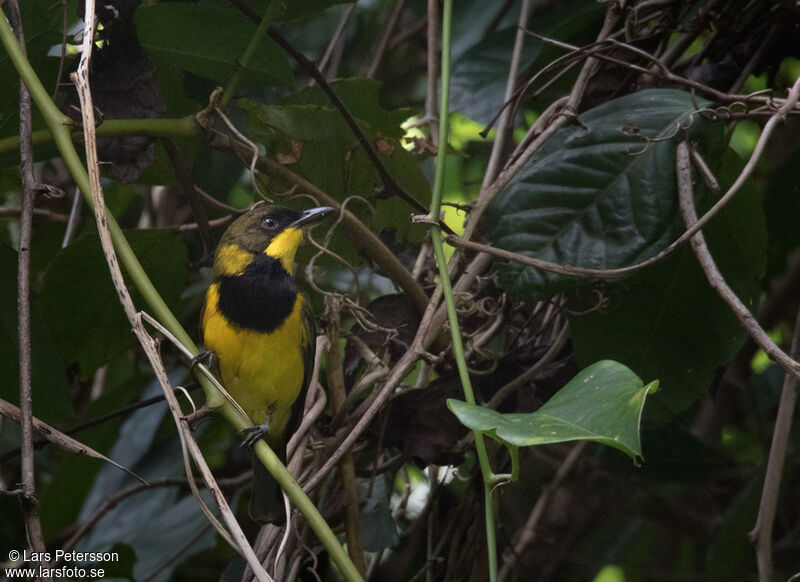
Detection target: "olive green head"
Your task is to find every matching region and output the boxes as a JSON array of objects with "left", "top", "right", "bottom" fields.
[{"left": 212, "top": 204, "right": 334, "bottom": 276}]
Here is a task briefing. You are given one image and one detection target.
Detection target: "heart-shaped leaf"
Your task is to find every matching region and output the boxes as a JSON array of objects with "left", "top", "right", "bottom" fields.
[{"left": 448, "top": 360, "right": 657, "bottom": 461}]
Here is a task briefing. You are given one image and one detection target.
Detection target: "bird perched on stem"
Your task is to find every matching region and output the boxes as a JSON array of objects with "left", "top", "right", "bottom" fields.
[{"left": 200, "top": 203, "right": 333, "bottom": 523}]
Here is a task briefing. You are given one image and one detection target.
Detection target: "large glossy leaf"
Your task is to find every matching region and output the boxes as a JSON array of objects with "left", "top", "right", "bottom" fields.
[
  {"left": 37, "top": 230, "right": 188, "bottom": 377},
  {"left": 448, "top": 360, "right": 658, "bottom": 461},
  {"left": 489, "top": 89, "right": 725, "bottom": 297},
  {"left": 568, "top": 151, "right": 767, "bottom": 418},
  {"left": 135, "top": 3, "right": 292, "bottom": 87}
]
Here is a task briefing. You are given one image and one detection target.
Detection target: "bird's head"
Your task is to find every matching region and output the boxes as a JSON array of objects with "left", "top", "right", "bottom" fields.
[{"left": 214, "top": 204, "right": 334, "bottom": 276}]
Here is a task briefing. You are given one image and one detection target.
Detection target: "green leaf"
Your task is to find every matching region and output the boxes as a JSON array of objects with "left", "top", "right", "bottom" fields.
[
  {"left": 240, "top": 97, "right": 431, "bottom": 245},
  {"left": 450, "top": 1, "right": 602, "bottom": 124},
  {"left": 448, "top": 360, "right": 658, "bottom": 461},
  {"left": 0, "top": 1, "right": 62, "bottom": 138},
  {"left": 706, "top": 477, "right": 761, "bottom": 582},
  {"left": 568, "top": 150, "right": 767, "bottom": 418},
  {"left": 37, "top": 230, "right": 188, "bottom": 377},
  {"left": 214, "top": 0, "right": 354, "bottom": 23},
  {"left": 0, "top": 243, "right": 73, "bottom": 425},
  {"left": 135, "top": 3, "right": 293, "bottom": 87},
  {"left": 489, "top": 89, "right": 725, "bottom": 297},
  {"left": 285, "top": 78, "right": 414, "bottom": 138},
  {"left": 360, "top": 473, "right": 399, "bottom": 552}
]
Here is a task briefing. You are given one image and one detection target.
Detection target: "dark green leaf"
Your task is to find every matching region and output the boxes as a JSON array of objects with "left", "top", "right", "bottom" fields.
[
  {"left": 706, "top": 477, "right": 761, "bottom": 582},
  {"left": 37, "top": 230, "right": 188, "bottom": 377},
  {"left": 448, "top": 360, "right": 658, "bottom": 460},
  {"left": 360, "top": 473, "right": 399, "bottom": 552},
  {"left": 240, "top": 97, "right": 430, "bottom": 244},
  {"left": 285, "top": 78, "right": 414, "bottom": 138},
  {"left": 135, "top": 3, "right": 293, "bottom": 87},
  {"left": 0, "top": 244, "right": 73, "bottom": 425},
  {"left": 0, "top": 2, "right": 63, "bottom": 138},
  {"left": 214, "top": 0, "right": 354, "bottom": 23},
  {"left": 450, "top": 1, "right": 602, "bottom": 124},
  {"left": 568, "top": 151, "right": 767, "bottom": 417},
  {"left": 490, "top": 89, "right": 725, "bottom": 296}
]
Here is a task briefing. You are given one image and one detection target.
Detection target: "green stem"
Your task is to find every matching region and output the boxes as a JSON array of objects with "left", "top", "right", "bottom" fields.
[
  {"left": 220, "top": 0, "right": 279, "bottom": 108},
  {"left": 427, "top": 2, "right": 498, "bottom": 580},
  {"left": 0, "top": 117, "right": 198, "bottom": 159},
  {"left": 0, "top": 13, "right": 362, "bottom": 581}
]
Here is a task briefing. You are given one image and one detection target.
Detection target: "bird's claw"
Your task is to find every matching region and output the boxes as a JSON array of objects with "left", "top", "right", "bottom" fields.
[
  {"left": 240, "top": 421, "right": 270, "bottom": 448},
  {"left": 191, "top": 350, "right": 220, "bottom": 378}
]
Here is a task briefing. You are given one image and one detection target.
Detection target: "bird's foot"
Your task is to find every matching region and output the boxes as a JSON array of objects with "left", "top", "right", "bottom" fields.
[
  {"left": 240, "top": 420, "right": 271, "bottom": 449},
  {"left": 181, "top": 403, "right": 213, "bottom": 431},
  {"left": 190, "top": 350, "right": 221, "bottom": 379}
]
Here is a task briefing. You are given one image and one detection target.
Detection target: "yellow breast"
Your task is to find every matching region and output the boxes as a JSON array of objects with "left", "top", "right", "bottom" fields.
[{"left": 201, "top": 283, "right": 307, "bottom": 438}]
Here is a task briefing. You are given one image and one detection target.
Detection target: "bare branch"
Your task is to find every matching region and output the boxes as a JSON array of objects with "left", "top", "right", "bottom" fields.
[
  {"left": 675, "top": 141, "right": 800, "bottom": 379},
  {"left": 8, "top": 0, "right": 49, "bottom": 570}
]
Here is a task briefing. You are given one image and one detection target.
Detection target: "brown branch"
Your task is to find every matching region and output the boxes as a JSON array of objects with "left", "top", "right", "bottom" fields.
[
  {"left": 324, "top": 298, "right": 366, "bottom": 576},
  {"left": 498, "top": 442, "right": 588, "bottom": 582},
  {"left": 676, "top": 140, "right": 800, "bottom": 581},
  {"left": 425, "top": 0, "right": 439, "bottom": 146},
  {"left": 749, "top": 307, "right": 800, "bottom": 582},
  {"left": 365, "top": 0, "right": 406, "bottom": 79},
  {"left": 8, "top": 0, "right": 49, "bottom": 571},
  {"left": 0, "top": 384, "right": 201, "bottom": 465},
  {"left": 303, "top": 284, "right": 446, "bottom": 492},
  {"left": 161, "top": 137, "right": 214, "bottom": 264},
  {"left": 481, "top": 0, "right": 532, "bottom": 188},
  {"left": 675, "top": 141, "right": 800, "bottom": 380},
  {"left": 0, "top": 398, "right": 145, "bottom": 484}
]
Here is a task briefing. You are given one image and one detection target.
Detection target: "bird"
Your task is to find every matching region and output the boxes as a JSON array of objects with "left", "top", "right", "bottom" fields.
[{"left": 200, "top": 203, "right": 333, "bottom": 523}]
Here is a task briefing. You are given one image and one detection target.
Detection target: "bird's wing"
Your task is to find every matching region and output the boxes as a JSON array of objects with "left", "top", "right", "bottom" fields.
[{"left": 285, "top": 293, "right": 315, "bottom": 441}]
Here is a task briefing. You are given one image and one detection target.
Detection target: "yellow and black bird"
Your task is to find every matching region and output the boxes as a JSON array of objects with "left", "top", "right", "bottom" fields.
[{"left": 200, "top": 203, "right": 333, "bottom": 523}]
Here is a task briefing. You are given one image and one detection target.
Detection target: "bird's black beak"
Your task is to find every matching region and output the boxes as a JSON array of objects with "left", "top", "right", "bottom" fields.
[{"left": 290, "top": 206, "right": 335, "bottom": 229}]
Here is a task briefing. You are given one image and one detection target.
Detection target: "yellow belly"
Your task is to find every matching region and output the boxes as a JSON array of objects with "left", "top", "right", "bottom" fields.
[{"left": 201, "top": 283, "right": 306, "bottom": 439}]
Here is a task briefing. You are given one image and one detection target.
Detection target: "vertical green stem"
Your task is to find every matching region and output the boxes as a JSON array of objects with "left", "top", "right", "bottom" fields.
[
  {"left": 220, "top": 0, "right": 279, "bottom": 108},
  {"left": 428, "top": 1, "right": 498, "bottom": 580}
]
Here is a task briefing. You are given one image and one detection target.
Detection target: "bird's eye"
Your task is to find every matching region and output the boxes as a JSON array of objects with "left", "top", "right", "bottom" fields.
[{"left": 260, "top": 216, "right": 278, "bottom": 230}]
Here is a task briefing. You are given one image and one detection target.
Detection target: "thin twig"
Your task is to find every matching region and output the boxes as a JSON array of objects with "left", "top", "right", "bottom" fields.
[
  {"left": 0, "top": 398, "right": 144, "bottom": 482},
  {"left": 749, "top": 306, "right": 800, "bottom": 582},
  {"left": 61, "top": 187, "right": 83, "bottom": 247},
  {"left": 161, "top": 137, "right": 214, "bottom": 262},
  {"left": 225, "top": 0, "right": 431, "bottom": 215},
  {"left": 486, "top": 323, "right": 569, "bottom": 410},
  {"left": 58, "top": 478, "right": 187, "bottom": 557},
  {"left": 206, "top": 128, "right": 435, "bottom": 322},
  {"left": 305, "top": 281, "right": 445, "bottom": 492},
  {"left": 498, "top": 442, "right": 588, "bottom": 582},
  {"left": 366, "top": 0, "right": 406, "bottom": 78},
  {"left": 8, "top": 0, "right": 49, "bottom": 571},
  {"left": 481, "top": 0, "right": 531, "bottom": 189},
  {"left": 426, "top": 0, "right": 439, "bottom": 145},
  {"left": 313, "top": 3, "right": 355, "bottom": 83},
  {"left": 324, "top": 298, "right": 366, "bottom": 576},
  {"left": 675, "top": 141, "right": 800, "bottom": 380}
]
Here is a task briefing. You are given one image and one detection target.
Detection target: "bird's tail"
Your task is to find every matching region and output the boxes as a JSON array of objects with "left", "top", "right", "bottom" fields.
[{"left": 250, "top": 448, "right": 286, "bottom": 524}]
